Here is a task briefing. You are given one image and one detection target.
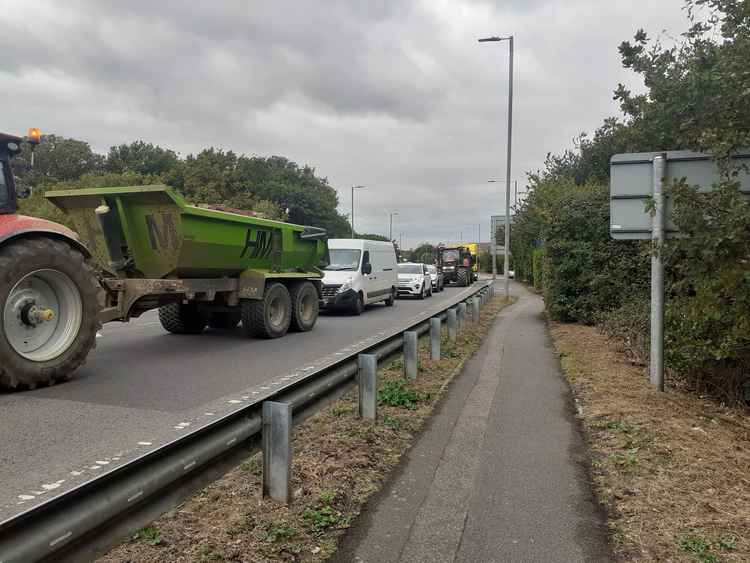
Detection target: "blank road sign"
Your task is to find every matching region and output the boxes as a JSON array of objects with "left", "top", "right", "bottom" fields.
[{"left": 610, "top": 150, "right": 750, "bottom": 240}]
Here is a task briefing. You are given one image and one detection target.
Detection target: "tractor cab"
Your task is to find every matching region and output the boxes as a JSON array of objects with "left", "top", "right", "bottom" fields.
[
  {"left": 0, "top": 129, "right": 39, "bottom": 215},
  {"left": 0, "top": 132, "right": 23, "bottom": 214}
]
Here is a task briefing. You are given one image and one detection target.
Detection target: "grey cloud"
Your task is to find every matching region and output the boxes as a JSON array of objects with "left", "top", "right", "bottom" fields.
[{"left": 4, "top": 0, "right": 687, "bottom": 244}]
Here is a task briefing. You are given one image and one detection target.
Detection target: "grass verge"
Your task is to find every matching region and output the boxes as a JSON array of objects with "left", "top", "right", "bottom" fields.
[
  {"left": 99, "top": 295, "right": 513, "bottom": 563},
  {"left": 550, "top": 321, "right": 750, "bottom": 562}
]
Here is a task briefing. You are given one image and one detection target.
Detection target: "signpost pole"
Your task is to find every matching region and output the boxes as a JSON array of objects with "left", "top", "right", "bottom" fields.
[{"left": 650, "top": 154, "right": 666, "bottom": 391}]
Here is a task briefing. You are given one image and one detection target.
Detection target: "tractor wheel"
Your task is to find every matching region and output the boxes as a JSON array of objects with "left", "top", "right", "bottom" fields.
[
  {"left": 159, "top": 302, "right": 207, "bottom": 334},
  {"left": 0, "top": 238, "right": 101, "bottom": 390},
  {"left": 242, "top": 282, "right": 291, "bottom": 339},
  {"left": 457, "top": 269, "right": 469, "bottom": 287},
  {"left": 208, "top": 311, "right": 241, "bottom": 330},
  {"left": 289, "top": 281, "right": 319, "bottom": 332}
]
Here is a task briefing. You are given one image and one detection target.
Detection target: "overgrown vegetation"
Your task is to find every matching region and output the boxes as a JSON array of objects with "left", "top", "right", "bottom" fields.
[{"left": 511, "top": 0, "right": 750, "bottom": 405}]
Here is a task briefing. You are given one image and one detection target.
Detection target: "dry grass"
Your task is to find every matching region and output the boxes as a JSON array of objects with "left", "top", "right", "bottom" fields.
[
  {"left": 550, "top": 321, "right": 750, "bottom": 563},
  {"left": 99, "top": 296, "right": 512, "bottom": 563}
]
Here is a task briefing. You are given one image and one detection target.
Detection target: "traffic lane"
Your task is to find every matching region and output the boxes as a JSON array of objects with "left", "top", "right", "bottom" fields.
[
  {"left": 0, "top": 286, "right": 479, "bottom": 518},
  {"left": 14, "top": 287, "right": 467, "bottom": 411}
]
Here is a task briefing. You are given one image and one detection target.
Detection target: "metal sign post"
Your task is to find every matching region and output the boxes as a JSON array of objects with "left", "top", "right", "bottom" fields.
[{"left": 650, "top": 155, "right": 666, "bottom": 391}]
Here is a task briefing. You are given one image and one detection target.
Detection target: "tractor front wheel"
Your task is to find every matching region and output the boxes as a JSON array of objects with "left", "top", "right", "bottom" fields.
[{"left": 0, "top": 238, "right": 101, "bottom": 390}]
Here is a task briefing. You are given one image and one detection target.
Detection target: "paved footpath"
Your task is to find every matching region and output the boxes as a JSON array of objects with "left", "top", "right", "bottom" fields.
[{"left": 334, "top": 282, "right": 611, "bottom": 563}]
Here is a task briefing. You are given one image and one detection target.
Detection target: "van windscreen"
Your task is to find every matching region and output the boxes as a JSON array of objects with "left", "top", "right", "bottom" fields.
[{"left": 325, "top": 249, "right": 362, "bottom": 271}]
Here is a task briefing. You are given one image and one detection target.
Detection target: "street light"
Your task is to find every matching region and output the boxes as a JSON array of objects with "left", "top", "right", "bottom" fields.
[
  {"left": 479, "top": 34, "right": 514, "bottom": 299},
  {"left": 389, "top": 212, "right": 399, "bottom": 241},
  {"left": 351, "top": 185, "right": 366, "bottom": 238},
  {"left": 488, "top": 178, "right": 520, "bottom": 207}
]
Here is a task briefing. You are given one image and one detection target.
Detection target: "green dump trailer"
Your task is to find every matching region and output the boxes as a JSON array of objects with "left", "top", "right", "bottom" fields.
[{"left": 0, "top": 183, "right": 327, "bottom": 389}]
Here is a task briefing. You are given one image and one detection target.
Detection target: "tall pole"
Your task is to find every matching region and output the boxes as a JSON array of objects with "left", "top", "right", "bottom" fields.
[
  {"left": 389, "top": 212, "right": 398, "bottom": 241},
  {"left": 479, "top": 35, "right": 514, "bottom": 299},
  {"left": 477, "top": 223, "right": 481, "bottom": 274},
  {"left": 504, "top": 36, "right": 513, "bottom": 300},
  {"left": 492, "top": 216, "right": 497, "bottom": 280},
  {"left": 351, "top": 185, "right": 365, "bottom": 238}
]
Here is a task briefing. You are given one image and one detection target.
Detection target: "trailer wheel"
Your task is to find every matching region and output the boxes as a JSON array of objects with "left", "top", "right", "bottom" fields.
[
  {"left": 158, "top": 302, "right": 207, "bottom": 334},
  {"left": 0, "top": 238, "right": 101, "bottom": 390},
  {"left": 289, "top": 281, "right": 318, "bottom": 332},
  {"left": 242, "top": 282, "right": 291, "bottom": 339},
  {"left": 208, "top": 312, "right": 241, "bottom": 331}
]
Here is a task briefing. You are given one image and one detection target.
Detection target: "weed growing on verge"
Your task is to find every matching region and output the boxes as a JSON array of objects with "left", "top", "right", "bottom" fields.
[
  {"left": 239, "top": 458, "right": 261, "bottom": 476},
  {"left": 679, "top": 535, "right": 718, "bottom": 562},
  {"left": 378, "top": 379, "right": 425, "bottom": 409},
  {"left": 135, "top": 526, "right": 162, "bottom": 546}
]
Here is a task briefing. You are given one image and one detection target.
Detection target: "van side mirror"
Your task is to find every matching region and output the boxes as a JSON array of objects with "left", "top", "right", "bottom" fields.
[{"left": 363, "top": 263, "right": 372, "bottom": 275}]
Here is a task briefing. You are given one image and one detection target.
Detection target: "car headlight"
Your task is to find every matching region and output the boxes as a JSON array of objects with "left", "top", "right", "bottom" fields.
[{"left": 337, "top": 281, "right": 352, "bottom": 293}]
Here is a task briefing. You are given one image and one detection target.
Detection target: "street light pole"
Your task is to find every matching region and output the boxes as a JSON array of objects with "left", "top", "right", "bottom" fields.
[
  {"left": 351, "top": 185, "right": 366, "bottom": 238},
  {"left": 389, "top": 212, "right": 398, "bottom": 241},
  {"left": 479, "top": 34, "right": 514, "bottom": 299}
]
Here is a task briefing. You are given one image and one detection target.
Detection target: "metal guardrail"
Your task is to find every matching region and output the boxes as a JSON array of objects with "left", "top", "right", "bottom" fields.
[{"left": 0, "top": 281, "right": 493, "bottom": 563}]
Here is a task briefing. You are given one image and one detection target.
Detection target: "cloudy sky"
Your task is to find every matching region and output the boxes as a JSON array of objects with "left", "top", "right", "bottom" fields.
[{"left": 3, "top": 0, "right": 688, "bottom": 246}]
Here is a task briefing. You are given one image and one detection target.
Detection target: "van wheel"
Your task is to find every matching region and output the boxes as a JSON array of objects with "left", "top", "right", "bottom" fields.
[
  {"left": 385, "top": 287, "right": 396, "bottom": 307},
  {"left": 351, "top": 293, "right": 364, "bottom": 316},
  {"left": 289, "top": 281, "right": 318, "bottom": 332},
  {"left": 242, "top": 282, "right": 291, "bottom": 339}
]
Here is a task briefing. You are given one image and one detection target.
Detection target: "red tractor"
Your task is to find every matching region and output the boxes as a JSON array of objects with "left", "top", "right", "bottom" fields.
[{"left": 0, "top": 131, "right": 100, "bottom": 389}]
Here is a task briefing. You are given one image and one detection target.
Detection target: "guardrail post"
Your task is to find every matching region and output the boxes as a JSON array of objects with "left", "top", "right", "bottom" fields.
[
  {"left": 262, "top": 401, "right": 292, "bottom": 504},
  {"left": 457, "top": 302, "right": 466, "bottom": 331},
  {"left": 473, "top": 297, "right": 481, "bottom": 324},
  {"left": 430, "top": 318, "right": 441, "bottom": 361},
  {"left": 404, "top": 331, "right": 418, "bottom": 380},
  {"left": 358, "top": 354, "right": 378, "bottom": 420},
  {"left": 447, "top": 308, "right": 457, "bottom": 344}
]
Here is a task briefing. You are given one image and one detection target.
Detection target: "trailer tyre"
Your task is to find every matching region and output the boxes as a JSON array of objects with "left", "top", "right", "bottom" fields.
[
  {"left": 158, "top": 302, "right": 207, "bottom": 334},
  {"left": 289, "top": 281, "right": 318, "bottom": 332},
  {"left": 208, "top": 312, "right": 241, "bottom": 331},
  {"left": 242, "top": 282, "right": 291, "bottom": 339},
  {"left": 0, "top": 238, "right": 101, "bottom": 390}
]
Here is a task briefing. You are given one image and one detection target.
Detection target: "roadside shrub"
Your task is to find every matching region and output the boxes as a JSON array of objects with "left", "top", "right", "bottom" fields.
[
  {"left": 598, "top": 296, "right": 650, "bottom": 366},
  {"left": 532, "top": 248, "right": 546, "bottom": 291}
]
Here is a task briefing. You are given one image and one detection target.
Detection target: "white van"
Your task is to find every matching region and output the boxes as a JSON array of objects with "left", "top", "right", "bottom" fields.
[{"left": 321, "top": 239, "right": 398, "bottom": 315}]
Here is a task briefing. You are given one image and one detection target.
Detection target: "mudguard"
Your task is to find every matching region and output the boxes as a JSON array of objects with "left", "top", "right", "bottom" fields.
[{"left": 0, "top": 214, "right": 90, "bottom": 257}]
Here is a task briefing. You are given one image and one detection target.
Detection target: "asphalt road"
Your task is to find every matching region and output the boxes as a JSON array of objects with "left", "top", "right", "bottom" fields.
[{"left": 0, "top": 284, "right": 480, "bottom": 520}]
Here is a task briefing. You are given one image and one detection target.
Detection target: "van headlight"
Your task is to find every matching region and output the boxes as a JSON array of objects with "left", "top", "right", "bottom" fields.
[{"left": 337, "top": 281, "right": 352, "bottom": 293}]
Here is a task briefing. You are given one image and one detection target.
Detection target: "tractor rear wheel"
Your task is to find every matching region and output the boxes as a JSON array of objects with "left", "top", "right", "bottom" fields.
[
  {"left": 208, "top": 311, "right": 241, "bottom": 330},
  {"left": 0, "top": 238, "right": 101, "bottom": 390},
  {"left": 159, "top": 302, "right": 207, "bottom": 334},
  {"left": 242, "top": 282, "right": 291, "bottom": 339},
  {"left": 289, "top": 281, "right": 318, "bottom": 332}
]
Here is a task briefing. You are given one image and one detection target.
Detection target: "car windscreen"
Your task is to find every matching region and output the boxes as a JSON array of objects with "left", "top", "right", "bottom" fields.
[
  {"left": 442, "top": 249, "right": 459, "bottom": 262},
  {"left": 427, "top": 265, "right": 436, "bottom": 274},
  {"left": 324, "top": 249, "right": 362, "bottom": 271},
  {"left": 398, "top": 264, "right": 422, "bottom": 274}
]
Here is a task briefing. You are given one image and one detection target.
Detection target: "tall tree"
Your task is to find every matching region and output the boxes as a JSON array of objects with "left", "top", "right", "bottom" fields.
[{"left": 106, "top": 141, "right": 179, "bottom": 176}]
